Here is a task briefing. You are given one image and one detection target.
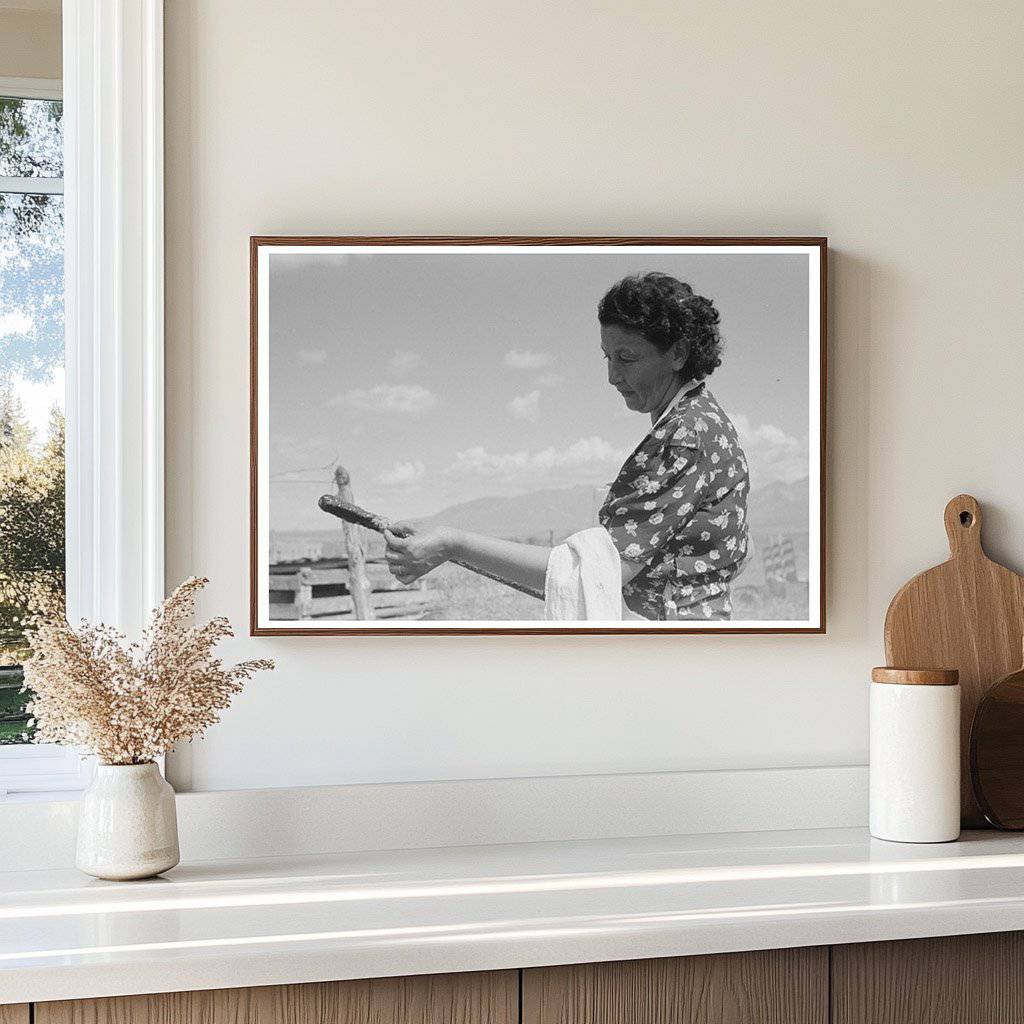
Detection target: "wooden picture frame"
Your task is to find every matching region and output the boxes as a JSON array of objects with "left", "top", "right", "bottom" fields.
[{"left": 250, "top": 236, "right": 827, "bottom": 635}]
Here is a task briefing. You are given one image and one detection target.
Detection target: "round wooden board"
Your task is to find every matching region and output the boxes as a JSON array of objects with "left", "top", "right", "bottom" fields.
[{"left": 971, "top": 664, "right": 1024, "bottom": 829}]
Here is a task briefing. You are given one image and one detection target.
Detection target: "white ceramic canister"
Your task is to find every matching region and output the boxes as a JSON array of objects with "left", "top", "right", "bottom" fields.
[
  {"left": 76, "top": 761, "right": 180, "bottom": 880},
  {"left": 872, "top": 667, "right": 958, "bottom": 843},
  {"left": 870, "top": 667, "right": 961, "bottom": 843}
]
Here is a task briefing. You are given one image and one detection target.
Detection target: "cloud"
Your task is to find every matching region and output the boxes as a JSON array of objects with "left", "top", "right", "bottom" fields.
[
  {"left": 731, "top": 413, "right": 809, "bottom": 485},
  {"left": 0, "top": 310, "right": 33, "bottom": 337},
  {"left": 508, "top": 390, "right": 541, "bottom": 421},
  {"left": 504, "top": 349, "right": 551, "bottom": 370},
  {"left": 298, "top": 348, "right": 327, "bottom": 365},
  {"left": 534, "top": 372, "right": 564, "bottom": 388},
  {"left": 387, "top": 350, "right": 420, "bottom": 375},
  {"left": 447, "top": 436, "right": 620, "bottom": 489},
  {"left": 332, "top": 384, "right": 438, "bottom": 414},
  {"left": 378, "top": 460, "right": 426, "bottom": 486},
  {"left": 8, "top": 367, "right": 63, "bottom": 446}
]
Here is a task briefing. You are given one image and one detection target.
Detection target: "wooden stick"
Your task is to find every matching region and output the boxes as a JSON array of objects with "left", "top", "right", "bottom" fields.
[
  {"left": 331, "top": 467, "right": 374, "bottom": 620},
  {"left": 318, "top": 494, "right": 392, "bottom": 533},
  {"left": 318, "top": 494, "right": 544, "bottom": 600}
]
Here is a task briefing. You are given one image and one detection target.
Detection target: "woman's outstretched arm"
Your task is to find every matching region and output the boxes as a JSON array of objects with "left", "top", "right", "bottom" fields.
[{"left": 384, "top": 523, "right": 642, "bottom": 594}]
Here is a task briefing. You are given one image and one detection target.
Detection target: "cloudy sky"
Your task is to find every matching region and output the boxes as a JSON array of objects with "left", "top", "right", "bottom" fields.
[
  {"left": 267, "top": 249, "right": 812, "bottom": 530},
  {"left": 2, "top": 308, "right": 63, "bottom": 442}
]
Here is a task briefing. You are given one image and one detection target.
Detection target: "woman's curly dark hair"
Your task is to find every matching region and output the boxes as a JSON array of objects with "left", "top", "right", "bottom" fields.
[{"left": 597, "top": 272, "right": 723, "bottom": 382}]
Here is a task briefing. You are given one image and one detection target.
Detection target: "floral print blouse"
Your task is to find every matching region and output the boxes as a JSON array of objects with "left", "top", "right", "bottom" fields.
[{"left": 599, "top": 381, "right": 749, "bottom": 620}]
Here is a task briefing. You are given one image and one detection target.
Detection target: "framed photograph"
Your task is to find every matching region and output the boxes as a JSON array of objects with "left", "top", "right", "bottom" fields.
[{"left": 250, "top": 236, "right": 826, "bottom": 635}]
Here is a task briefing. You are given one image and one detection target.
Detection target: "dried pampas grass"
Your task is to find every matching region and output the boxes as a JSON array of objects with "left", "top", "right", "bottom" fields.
[{"left": 22, "top": 576, "right": 274, "bottom": 765}]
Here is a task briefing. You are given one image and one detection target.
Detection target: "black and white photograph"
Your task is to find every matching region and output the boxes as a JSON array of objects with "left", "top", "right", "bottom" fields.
[{"left": 251, "top": 238, "right": 825, "bottom": 634}]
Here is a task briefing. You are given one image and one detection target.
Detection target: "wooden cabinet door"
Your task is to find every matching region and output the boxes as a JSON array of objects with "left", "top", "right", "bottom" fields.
[
  {"left": 833, "top": 932, "right": 1024, "bottom": 1024},
  {"left": 523, "top": 948, "right": 828, "bottom": 1024},
  {"left": 35, "top": 970, "right": 517, "bottom": 1024},
  {"left": 0, "top": 1006, "right": 29, "bottom": 1024}
]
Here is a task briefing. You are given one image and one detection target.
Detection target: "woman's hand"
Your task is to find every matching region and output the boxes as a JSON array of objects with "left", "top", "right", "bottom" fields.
[{"left": 383, "top": 523, "right": 454, "bottom": 584}]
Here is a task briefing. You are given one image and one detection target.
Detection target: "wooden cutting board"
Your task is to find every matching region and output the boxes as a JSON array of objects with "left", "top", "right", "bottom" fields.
[{"left": 884, "top": 494, "right": 1024, "bottom": 827}]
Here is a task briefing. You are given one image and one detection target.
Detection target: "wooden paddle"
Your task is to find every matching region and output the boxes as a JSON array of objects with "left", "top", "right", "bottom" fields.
[{"left": 884, "top": 494, "right": 1024, "bottom": 827}]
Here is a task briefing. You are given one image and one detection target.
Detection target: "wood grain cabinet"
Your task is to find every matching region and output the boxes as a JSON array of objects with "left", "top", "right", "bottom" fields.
[
  {"left": 34, "top": 971, "right": 517, "bottom": 1024},
  {"left": 19, "top": 932, "right": 1024, "bottom": 1024},
  {"left": 833, "top": 932, "right": 1024, "bottom": 1024},
  {"left": 522, "top": 948, "right": 828, "bottom": 1024}
]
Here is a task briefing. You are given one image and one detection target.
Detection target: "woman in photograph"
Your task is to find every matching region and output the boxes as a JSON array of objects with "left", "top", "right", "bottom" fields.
[{"left": 384, "top": 271, "right": 750, "bottom": 620}]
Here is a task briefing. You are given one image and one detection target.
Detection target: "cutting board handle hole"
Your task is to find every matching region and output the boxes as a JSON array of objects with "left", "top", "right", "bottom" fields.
[{"left": 944, "top": 495, "right": 983, "bottom": 557}]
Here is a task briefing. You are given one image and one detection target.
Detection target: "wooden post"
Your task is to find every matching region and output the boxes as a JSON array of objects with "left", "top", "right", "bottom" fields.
[
  {"left": 296, "top": 569, "right": 314, "bottom": 620},
  {"left": 334, "top": 465, "right": 375, "bottom": 620}
]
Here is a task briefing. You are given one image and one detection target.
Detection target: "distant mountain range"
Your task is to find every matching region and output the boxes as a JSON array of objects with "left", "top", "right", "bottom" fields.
[
  {"left": 271, "top": 476, "right": 811, "bottom": 577},
  {"left": 746, "top": 476, "right": 811, "bottom": 533},
  {"left": 410, "top": 476, "right": 810, "bottom": 541},
  {"left": 413, "top": 485, "right": 605, "bottom": 541}
]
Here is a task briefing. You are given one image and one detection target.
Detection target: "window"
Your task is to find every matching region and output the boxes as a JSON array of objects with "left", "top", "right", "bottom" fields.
[
  {"left": 0, "top": 79, "right": 82, "bottom": 798},
  {"left": 1, "top": 4, "right": 166, "bottom": 801},
  {"left": 1, "top": 91, "right": 65, "bottom": 705}
]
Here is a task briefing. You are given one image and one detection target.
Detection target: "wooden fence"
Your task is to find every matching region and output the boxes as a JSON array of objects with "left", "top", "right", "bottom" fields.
[
  {"left": 270, "top": 464, "right": 446, "bottom": 622},
  {"left": 269, "top": 561, "right": 442, "bottom": 621}
]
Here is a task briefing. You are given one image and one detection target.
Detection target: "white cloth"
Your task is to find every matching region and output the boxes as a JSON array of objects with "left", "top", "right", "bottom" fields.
[{"left": 544, "top": 526, "right": 625, "bottom": 621}]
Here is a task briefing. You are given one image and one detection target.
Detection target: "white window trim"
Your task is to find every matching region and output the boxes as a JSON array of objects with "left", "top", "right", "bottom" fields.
[
  {"left": 0, "top": 742, "right": 93, "bottom": 801},
  {"left": 0, "top": 2, "right": 165, "bottom": 801},
  {"left": 0, "top": 79, "right": 64, "bottom": 203},
  {"left": 0, "top": 76, "right": 61, "bottom": 101},
  {"left": 0, "top": 77, "right": 76, "bottom": 799}
]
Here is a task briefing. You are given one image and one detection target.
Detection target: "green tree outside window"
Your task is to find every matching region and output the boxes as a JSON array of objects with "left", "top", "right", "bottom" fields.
[{"left": 0, "top": 94, "right": 65, "bottom": 744}]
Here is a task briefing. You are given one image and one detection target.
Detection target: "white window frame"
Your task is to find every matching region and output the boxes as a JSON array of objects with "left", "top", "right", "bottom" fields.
[
  {"left": 0, "top": 77, "right": 61, "bottom": 101},
  {"left": 0, "top": 78, "right": 63, "bottom": 200},
  {"left": 0, "top": 1, "right": 165, "bottom": 801},
  {"left": 0, "top": 75, "right": 73, "bottom": 798}
]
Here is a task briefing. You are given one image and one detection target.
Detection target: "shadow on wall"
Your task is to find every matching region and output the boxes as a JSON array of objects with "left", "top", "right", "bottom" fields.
[{"left": 827, "top": 249, "right": 872, "bottom": 641}]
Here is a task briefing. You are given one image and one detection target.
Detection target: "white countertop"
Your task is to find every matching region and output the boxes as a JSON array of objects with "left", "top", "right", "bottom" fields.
[{"left": 4, "top": 826, "right": 1024, "bottom": 1005}]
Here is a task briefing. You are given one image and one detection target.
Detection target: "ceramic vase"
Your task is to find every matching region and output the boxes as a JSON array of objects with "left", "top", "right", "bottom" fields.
[
  {"left": 869, "top": 668, "right": 961, "bottom": 843},
  {"left": 76, "top": 761, "right": 180, "bottom": 880}
]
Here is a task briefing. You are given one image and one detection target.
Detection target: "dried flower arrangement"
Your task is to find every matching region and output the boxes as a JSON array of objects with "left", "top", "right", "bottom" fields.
[{"left": 21, "top": 577, "right": 273, "bottom": 765}]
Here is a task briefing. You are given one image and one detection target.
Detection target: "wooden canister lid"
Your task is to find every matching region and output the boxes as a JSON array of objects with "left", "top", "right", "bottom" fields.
[{"left": 871, "top": 667, "right": 959, "bottom": 686}]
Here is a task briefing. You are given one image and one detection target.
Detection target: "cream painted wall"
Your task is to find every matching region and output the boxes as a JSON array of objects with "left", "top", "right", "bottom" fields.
[
  {"left": 163, "top": 1, "right": 1024, "bottom": 792},
  {"left": 0, "top": 4, "right": 60, "bottom": 80}
]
